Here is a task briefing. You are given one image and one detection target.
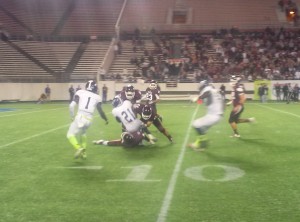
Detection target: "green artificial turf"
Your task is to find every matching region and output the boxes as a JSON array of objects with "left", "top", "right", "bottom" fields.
[{"left": 0, "top": 101, "right": 300, "bottom": 222}]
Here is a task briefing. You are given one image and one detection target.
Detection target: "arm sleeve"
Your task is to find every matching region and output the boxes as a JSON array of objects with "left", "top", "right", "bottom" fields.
[
  {"left": 97, "top": 102, "right": 108, "bottom": 122},
  {"left": 69, "top": 101, "right": 77, "bottom": 118}
]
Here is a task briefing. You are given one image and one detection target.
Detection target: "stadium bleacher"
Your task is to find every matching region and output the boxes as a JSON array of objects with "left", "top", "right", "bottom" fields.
[{"left": 0, "top": 0, "right": 299, "bottom": 83}]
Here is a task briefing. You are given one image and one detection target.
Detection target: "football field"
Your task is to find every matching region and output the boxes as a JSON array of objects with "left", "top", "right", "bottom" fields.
[{"left": 0, "top": 101, "right": 300, "bottom": 222}]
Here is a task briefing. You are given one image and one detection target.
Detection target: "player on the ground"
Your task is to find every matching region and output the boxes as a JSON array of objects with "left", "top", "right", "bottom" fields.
[
  {"left": 94, "top": 96, "right": 155, "bottom": 146},
  {"left": 134, "top": 103, "right": 173, "bottom": 143},
  {"left": 93, "top": 130, "right": 146, "bottom": 148},
  {"left": 67, "top": 80, "right": 108, "bottom": 159},
  {"left": 188, "top": 80, "right": 224, "bottom": 150},
  {"left": 228, "top": 77, "right": 255, "bottom": 138},
  {"left": 111, "top": 96, "right": 156, "bottom": 144}
]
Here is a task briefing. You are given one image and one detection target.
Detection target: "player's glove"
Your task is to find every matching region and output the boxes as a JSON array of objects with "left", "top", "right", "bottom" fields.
[
  {"left": 226, "top": 100, "right": 232, "bottom": 106},
  {"left": 191, "top": 97, "right": 198, "bottom": 103}
]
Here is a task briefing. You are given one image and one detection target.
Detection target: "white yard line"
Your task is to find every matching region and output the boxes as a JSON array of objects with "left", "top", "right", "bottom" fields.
[
  {"left": 255, "top": 104, "right": 300, "bottom": 118},
  {"left": 0, "top": 107, "right": 66, "bottom": 118},
  {"left": 0, "top": 110, "right": 111, "bottom": 149},
  {"left": 156, "top": 105, "right": 200, "bottom": 222},
  {"left": 0, "top": 124, "right": 69, "bottom": 149}
]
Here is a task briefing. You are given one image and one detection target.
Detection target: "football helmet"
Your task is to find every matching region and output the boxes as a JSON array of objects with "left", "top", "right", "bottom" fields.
[
  {"left": 125, "top": 84, "right": 135, "bottom": 100},
  {"left": 230, "top": 75, "right": 241, "bottom": 87},
  {"left": 121, "top": 132, "right": 134, "bottom": 145},
  {"left": 112, "top": 96, "right": 123, "bottom": 108},
  {"left": 85, "top": 80, "right": 98, "bottom": 93},
  {"left": 149, "top": 80, "right": 157, "bottom": 90},
  {"left": 198, "top": 80, "right": 209, "bottom": 92},
  {"left": 142, "top": 105, "right": 152, "bottom": 120}
]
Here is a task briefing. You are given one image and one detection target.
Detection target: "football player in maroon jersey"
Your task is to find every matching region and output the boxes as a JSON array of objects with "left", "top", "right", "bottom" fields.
[
  {"left": 144, "top": 80, "right": 164, "bottom": 122},
  {"left": 228, "top": 78, "right": 255, "bottom": 138},
  {"left": 93, "top": 130, "right": 150, "bottom": 148},
  {"left": 119, "top": 84, "right": 142, "bottom": 104},
  {"left": 134, "top": 103, "right": 173, "bottom": 143}
]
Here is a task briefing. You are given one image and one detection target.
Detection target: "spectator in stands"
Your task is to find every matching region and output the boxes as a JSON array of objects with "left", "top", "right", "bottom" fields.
[{"left": 45, "top": 84, "right": 51, "bottom": 101}]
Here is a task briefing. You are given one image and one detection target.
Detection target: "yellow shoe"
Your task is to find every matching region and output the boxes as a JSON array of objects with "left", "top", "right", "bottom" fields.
[
  {"left": 74, "top": 148, "right": 86, "bottom": 159},
  {"left": 187, "top": 137, "right": 208, "bottom": 150}
]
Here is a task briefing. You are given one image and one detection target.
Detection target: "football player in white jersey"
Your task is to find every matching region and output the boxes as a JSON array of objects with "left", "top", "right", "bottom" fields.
[
  {"left": 67, "top": 80, "right": 108, "bottom": 159},
  {"left": 109, "top": 96, "right": 156, "bottom": 144},
  {"left": 111, "top": 96, "right": 143, "bottom": 133},
  {"left": 188, "top": 80, "right": 224, "bottom": 150}
]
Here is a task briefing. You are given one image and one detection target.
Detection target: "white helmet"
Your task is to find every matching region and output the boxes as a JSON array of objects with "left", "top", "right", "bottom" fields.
[
  {"left": 125, "top": 85, "right": 135, "bottom": 100},
  {"left": 198, "top": 80, "right": 209, "bottom": 92},
  {"left": 149, "top": 80, "right": 157, "bottom": 90}
]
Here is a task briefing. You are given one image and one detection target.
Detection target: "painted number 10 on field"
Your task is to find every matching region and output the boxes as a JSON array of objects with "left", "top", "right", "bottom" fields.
[{"left": 62, "top": 164, "right": 245, "bottom": 182}]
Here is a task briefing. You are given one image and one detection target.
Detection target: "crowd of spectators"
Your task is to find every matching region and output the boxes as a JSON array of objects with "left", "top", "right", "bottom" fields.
[
  {"left": 115, "top": 26, "right": 300, "bottom": 83},
  {"left": 211, "top": 27, "right": 300, "bottom": 82}
]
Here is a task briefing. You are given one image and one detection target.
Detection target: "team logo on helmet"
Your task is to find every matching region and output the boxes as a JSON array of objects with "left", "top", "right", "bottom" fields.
[
  {"left": 112, "top": 96, "right": 123, "bottom": 108},
  {"left": 85, "top": 80, "right": 98, "bottom": 93}
]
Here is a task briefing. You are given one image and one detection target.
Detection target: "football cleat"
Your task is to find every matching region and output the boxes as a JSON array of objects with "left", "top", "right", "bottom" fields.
[
  {"left": 81, "top": 149, "right": 87, "bottom": 159},
  {"left": 167, "top": 135, "right": 173, "bottom": 143},
  {"left": 93, "top": 140, "right": 104, "bottom": 145},
  {"left": 230, "top": 134, "right": 241, "bottom": 138},
  {"left": 187, "top": 143, "right": 205, "bottom": 151},
  {"left": 188, "top": 137, "right": 208, "bottom": 150},
  {"left": 74, "top": 148, "right": 86, "bottom": 159},
  {"left": 248, "top": 117, "right": 256, "bottom": 123},
  {"left": 145, "top": 133, "right": 157, "bottom": 144}
]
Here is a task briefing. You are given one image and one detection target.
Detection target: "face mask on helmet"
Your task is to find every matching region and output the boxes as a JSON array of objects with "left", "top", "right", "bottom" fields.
[
  {"left": 85, "top": 80, "right": 98, "bottom": 93},
  {"left": 125, "top": 85, "right": 135, "bottom": 99},
  {"left": 149, "top": 80, "right": 157, "bottom": 90},
  {"left": 112, "top": 96, "right": 122, "bottom": 108},
  {"left": 142, "top": 106, "right": 152, "bottom": 120}
]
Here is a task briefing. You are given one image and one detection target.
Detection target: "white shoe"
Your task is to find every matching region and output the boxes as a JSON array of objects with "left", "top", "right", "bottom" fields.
[
  {"left": 145, "top": 134, "right": 157, "bottom": 144},
  {"left": 74, "top": 148, "right": 86, "bottom": 159},
  {"left": 148, "top": 134, "right": 157, "bottom": 141},
  {"left": 187, "top": 143, "right": 205, "bottom": 152},
  {"left": 93, "top": 140, "right": 104, "bottom": 145},
  {"left": 81, "top": 149, "right": 87, "bottom": 159},
  {"left": 248, "top": 117, "right": 256, "bottom": 123},
  {"left": 149, "top": 140, "right": 156, "bottom": 144},
  {"left": 230, "top": 134, "right": 241, "bottom": 138}
]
